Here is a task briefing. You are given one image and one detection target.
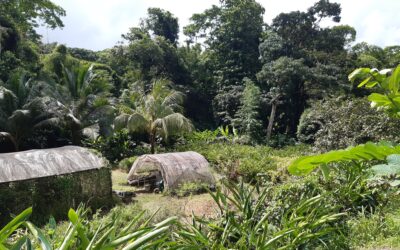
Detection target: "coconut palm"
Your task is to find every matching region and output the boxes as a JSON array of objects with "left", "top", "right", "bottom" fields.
[
  {"left": 114, "top": 79, "right": 193, "bottom": 153},
  {"left": 0, "top": 72, "right": 65, "bottom": 151},
  {"left": 60, "top": 62, "right": 116, "bottom": 144}
]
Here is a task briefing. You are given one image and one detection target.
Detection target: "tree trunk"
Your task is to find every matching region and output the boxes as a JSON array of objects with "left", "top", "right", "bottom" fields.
[
  {"left": 71, "top": 128, "right": 81, "bottom": 145},
  {"left": 150, "top": 131, "right": 156, "bottom": 154},
  {"left": 267, "top": 102, "right": 277, "bottom": 142}
]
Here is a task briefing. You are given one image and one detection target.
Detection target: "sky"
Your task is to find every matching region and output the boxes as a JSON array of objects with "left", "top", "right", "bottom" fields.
[{"left": 36, "top": 0, "right": 400, "bottom": 51}]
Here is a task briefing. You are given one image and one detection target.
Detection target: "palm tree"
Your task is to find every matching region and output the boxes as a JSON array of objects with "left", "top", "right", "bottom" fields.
[
  {"left": 0, "top": 73, "right": 64, "bottom": 151},
  {"left": 114, "top": 79, "right": 193, "bottom": 153},
  {"left": 60, "top": 63, "right": 116, "bottom": 144}
]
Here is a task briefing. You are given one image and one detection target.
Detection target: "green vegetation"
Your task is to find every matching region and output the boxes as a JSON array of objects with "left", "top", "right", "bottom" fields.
[
  {"left": 114, "top": 79, "right": 193, "bottom": 154},
  {"left": 2, "top": 0, "right": 400, "bottom": 248}
]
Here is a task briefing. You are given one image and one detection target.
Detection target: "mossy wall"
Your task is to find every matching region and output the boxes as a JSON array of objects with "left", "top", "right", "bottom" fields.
[{"left": 0, "top": 168, "right": 113, "bottom": 226}]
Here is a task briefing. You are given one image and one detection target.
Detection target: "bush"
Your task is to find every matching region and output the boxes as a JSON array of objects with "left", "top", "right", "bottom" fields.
[
  {"left": 297, "top": 97, "right": 400, "bottom": 151},
  {"left": 348, "top": 203, "right": 400, "bottom": 248},
  {"left": 176, "top": 142, "right": 278, "bottom": 182},
  {"left": 174, "top": 182, "right": 209, "bottom": 197},
  {"left": 118, "top": 156, "right": 138, "bottom": 172},
  {"left": 85, "top": 130, "right": 147, "bottom": 165},
  {"left": 175, "top": 180, "right": 347, "bottom": 249}
]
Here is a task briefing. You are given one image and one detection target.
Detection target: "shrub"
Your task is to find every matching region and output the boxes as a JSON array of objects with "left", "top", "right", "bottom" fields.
[
  {"left": 347, "top": 196, "right": 400, "bottom": 248},
  {"left": 118, "top": 156, "right": 138, "bottom": 172},
  {"left": 85, "top": 130, "right": 146, "bottom": 165},
  {"left": 177, "top": 142, "right": 278, "bottom": 182},
  {"left": 297, "top": 97, "right": 400, "bottom": 151},
  {"left": 3, "top": 205, "right": 176, "bottom": 249},
  {"left": 174, "top": 182, "right": 209, "bottom": 197},
  {"left": 174, "top": 180, "right": 346, "bottom": 249}
]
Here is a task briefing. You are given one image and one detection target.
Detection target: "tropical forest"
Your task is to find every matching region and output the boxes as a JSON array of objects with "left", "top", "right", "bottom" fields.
[{"left": 1, "top": 0, "right": 400, "bottom": 249}]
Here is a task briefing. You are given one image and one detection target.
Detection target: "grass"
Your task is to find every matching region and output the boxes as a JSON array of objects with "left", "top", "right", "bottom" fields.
[
  {"left": 111, "top": 169, "right": 136, "bottom": 192},
  {"left": 348, "top": 197, "right": 400, "bottom": 249},
  {"left": 110, "top": 142, "right": 400, "bottom": 249},
  {"left": 111, "top": 170, "right": 217, "bottom": 223}
]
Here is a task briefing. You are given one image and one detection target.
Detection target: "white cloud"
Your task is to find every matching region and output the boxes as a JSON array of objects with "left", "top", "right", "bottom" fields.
[{"left": 36, "top": 0, "right": 400, "bottom": 50}]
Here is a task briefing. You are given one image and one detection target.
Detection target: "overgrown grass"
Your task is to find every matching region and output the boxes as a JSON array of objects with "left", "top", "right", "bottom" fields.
[
  {"left": 173, "top": 141, "right": 311, "bottom": 181},
  {"left": 348, "top": 197, "right": 400, "bottom": 249}
]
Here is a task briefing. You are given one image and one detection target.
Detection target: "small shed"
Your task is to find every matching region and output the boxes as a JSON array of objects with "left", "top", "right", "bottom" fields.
[
  {"left": 127, "top": 151, "right": 215, "bottom": 191},
  {"left": 0, "top": 146, "right": 112, "bottom": 225}
]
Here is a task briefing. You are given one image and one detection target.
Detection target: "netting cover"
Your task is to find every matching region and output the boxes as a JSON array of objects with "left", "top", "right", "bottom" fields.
[
  {"left": 127, "top": 151, "right": 215, "bottom": 190},
  {"left": 0, "top": 146, "right": 107, "bottom": 183}
]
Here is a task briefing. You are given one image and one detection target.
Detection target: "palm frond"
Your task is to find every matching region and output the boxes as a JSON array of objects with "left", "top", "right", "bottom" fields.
[
  {"left": 114, "top": 114, "right": 131, "bottom": 131},
  {"left": 82, "top": 124, "right": 100, "bottom": 140},
  {"left": 127, "top": 113, "right": 149, "bottom": 133},
  {"left": 162, "top": 91, "right": 185, "bottom": 107},
  {"left": 156, "top": 113, "right": 193, "bottom": 139},
  {"left": 0, "top": 86, "right": 18, "bottom": 115}
]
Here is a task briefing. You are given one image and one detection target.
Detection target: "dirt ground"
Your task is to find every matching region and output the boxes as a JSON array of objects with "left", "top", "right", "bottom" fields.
[{"left": 112, "top": 170, "right": 219, "bottom": 220}]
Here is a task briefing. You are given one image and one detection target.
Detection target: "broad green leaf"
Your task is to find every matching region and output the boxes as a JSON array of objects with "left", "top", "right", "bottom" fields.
[
  {"left": 348, "top": 68, "right": 370, "bottom": 82},
  {"left": 389, "top": 65, "right": 400, "bottom": 92},
  {"left": 68, "top": 209, "right": 79, "bottom": 225},
  {"left": 288, "top": 142, "right": 400, "bottom": 176},
  {"left": 371, "top": 154, "right": 400, "bottom": 176},
  {"left": 357, "top": 76, "right": 372, "bottom": 88},
  {"left": 367, "top": 93, "right": 390, "bottom": 105}
]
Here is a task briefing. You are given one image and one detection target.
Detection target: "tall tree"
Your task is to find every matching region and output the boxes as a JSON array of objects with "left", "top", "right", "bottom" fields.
[
  {"left": 0, "top": 0, "right": 65, "bottom": 40},
  {"left": 258, "top": 0, "right": 355, "bottom": 136},
  {"left": 257, "top": 57, "right": 309, "bottom": 135},
  {"left": 233, "top": 78, "right": 262, "bottom": 143},
  {"left": 184, "top": 0, "right": 265, "bottom": 124},
  {"left": 143, "top": 8, "right": 179, "bottom": 45},
  {"left": 119, "top": 23, "right": 190, "bottom": 88}
]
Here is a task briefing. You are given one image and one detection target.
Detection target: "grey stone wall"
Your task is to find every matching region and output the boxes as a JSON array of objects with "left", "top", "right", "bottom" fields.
[{"left": 0, "top": 168, "right": 113, "bottom": 226}]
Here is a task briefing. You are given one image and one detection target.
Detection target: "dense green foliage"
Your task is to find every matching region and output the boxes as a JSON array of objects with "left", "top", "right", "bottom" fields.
[
  {"left": 2, "top": 0, "right": 400, "bottom": 151},
  {"left": 297, "top": 98, "right": 400, "bottom": 150},
  {"left": 2, "top": 0, "right": 400, "bottom": 248}
]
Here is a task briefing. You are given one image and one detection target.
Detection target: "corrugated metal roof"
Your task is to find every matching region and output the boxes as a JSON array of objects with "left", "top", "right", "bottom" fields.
[
  {"left": 0, "top": 146, "right": 107, "bottom": 183},
  {"left": 127, "top": 151, "right": 215, "bottom": 190}
]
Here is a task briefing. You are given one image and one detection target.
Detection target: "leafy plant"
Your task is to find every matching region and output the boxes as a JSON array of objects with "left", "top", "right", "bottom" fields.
[
  {"left": 297, "top": 98, "right": 400, "bottom": 151},
  {"left": 85, "top": 130, "right": 139, "bottom": 165},
  {"left": 174, "top": 182, "right": 209, "bottom": 197},
  {"left": 288, "top": 142, "right": 400, "bottom": 176},
  {"left": 232, "top": 78, "right": 263, "bottom": 143},
  {"left": 1, "top": 206, "right": 177, "bottom": 250},
  {"left": 349, "top": 64, "right": 400, "bottom": 117},
  {"left": 173, "top": 180, "right": 345, "bottom": 249},
  {"left": 370, "top": 154, "right": 400, "bottom": 187},
  {"left": 114, "top": 79, "right": 193, "bottom": 153}
]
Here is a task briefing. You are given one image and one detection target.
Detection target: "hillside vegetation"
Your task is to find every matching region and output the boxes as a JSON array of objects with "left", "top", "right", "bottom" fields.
[{"left": 1, "top": 0, "right": 400, "bottom": 249}]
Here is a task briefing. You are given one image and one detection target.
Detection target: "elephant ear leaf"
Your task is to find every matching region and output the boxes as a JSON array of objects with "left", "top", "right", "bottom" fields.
[
  {"left": 371, "top": 154, "right": 400, "bottom": 176},
  {"left": 288, "top": 142, "right": 400, "bottom": 176}
]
